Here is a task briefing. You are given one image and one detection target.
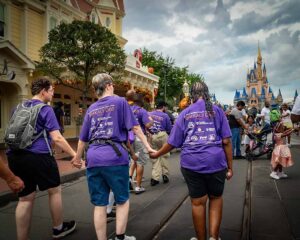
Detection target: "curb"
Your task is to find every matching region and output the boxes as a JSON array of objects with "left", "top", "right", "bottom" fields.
[{"left": 0, "top": 169, "right": 86, "bottom": 207}]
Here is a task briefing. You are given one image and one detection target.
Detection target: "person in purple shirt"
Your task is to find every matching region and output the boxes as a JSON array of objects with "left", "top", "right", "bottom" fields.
[
  {"left": 71, "top": 73, "right": 155, "bottom": 240},
  {"left": 7, "top": 77, "right": 78, "bottom": 240},
  {"left": 150, "top": 81, "right": 233, "bottom": 240},
  {"left": 149, "top": 101, "right": 172, "bottom": 186},
  {"left": 126, "top": 90, "right": 153, "bottom": 194}
]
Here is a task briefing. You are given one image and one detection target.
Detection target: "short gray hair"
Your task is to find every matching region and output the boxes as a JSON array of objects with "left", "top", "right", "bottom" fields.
[{"left": 92, "top": 73, "right": 113, "bottom": 97}]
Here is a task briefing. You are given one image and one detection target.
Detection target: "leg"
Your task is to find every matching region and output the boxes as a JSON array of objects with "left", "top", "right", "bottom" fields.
[
  {"left": 191, "top": 195, "right": 208, "bottom": 240},
  {"left": 231, "top": 128, "right": 238, "bottom": 157},
  {"left": 15, "top": 192, "right": 36, "bottom": 240},
  {"left": 151, "top": 157, "right": 162, "bottom": 181},
  {"left": 236, "top": 129, "right": 242, "bottom": 156},
  {"left": 129, "top": 161, "right": 137, "bottom": 179},
  {"left": 208, "top": 196, "right": 223, "bottom": 239},
  {"left": 116, "top": 200, "right": 130, "bottom": 235},
  {"left": 136, "top": 165, "right": 144, "bottom": 188},
  {"left": 161, "top": 154, "right": 170, "bottom": 177},
  {"left": 94, "top": 206, "right": 107, "bottom": 240},
  {"left": 48, "top": 186, "right": 63, "bottom": 227}
]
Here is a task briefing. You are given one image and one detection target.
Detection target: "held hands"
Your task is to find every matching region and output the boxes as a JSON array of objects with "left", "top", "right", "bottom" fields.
[
  {"left": 7, "top": 176, "right": 25, "bottom": 193},
  {"left": 71, "top": 156, "right": 83, "bottom": 169},
  {"left": 226, "top": 169, "right": 233, "bottom": 180},
  {"left": 149, "top": 151, "right": 159, "bottom": 159}
]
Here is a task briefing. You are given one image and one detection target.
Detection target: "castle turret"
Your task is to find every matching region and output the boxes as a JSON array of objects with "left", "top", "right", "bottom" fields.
[
  {"left": 257, "top": 42, "right": 262, "bottom": 80},
  {"left": 277, "top": 89, "right": 283, "bottom": 105},
  {"left": 294, "top": 90, "right": 298, "bottom": 102}
]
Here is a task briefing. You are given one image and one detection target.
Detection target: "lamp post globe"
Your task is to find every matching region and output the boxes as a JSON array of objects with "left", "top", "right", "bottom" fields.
[{"left": 183, "top": 79, "right": 189, "bottom": 97}]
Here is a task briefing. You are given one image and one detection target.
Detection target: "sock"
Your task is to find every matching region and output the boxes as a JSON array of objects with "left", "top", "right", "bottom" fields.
[
  {"left": 53, "top": 223, "right": 63, "bottom": 230},
  {"left": 116, "top": 233, "right": 125, "bottom": 240}
]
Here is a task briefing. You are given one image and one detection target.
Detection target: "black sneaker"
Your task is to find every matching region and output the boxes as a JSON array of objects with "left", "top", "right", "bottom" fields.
[
  {"left": 52, "top": 221, "right": 76, "bottom": 238},
  {"left": 162, "top": 175, "right": 169, "bottom": 183},
  {"left": 150, "top": 178, "right": 159, "bottom": 186},
  {"left": 107, "top": 211, "right": 116, "bottom": 222}
]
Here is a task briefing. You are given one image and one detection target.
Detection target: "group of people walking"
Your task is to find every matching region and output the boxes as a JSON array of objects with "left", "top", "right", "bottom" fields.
[
  {"left": 228, "top": 99, "right": 298, "bottom": 180},
  {"left": 1, "top": 73, "right": 299, "bottom": 240}
]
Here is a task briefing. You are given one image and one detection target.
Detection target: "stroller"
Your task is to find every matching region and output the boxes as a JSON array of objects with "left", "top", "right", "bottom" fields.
[{"left": 245, "top": 124, "right": 274, "bottom": 161}]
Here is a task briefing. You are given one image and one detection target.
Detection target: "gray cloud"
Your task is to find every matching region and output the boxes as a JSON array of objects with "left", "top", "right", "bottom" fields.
[{"left": 123, "top": 0, "right": 300, "bottom": 104}]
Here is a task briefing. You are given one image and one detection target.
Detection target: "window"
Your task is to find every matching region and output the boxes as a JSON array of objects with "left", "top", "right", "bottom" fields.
[
  {"left": 105, "top": 17, "right": 111, "bottom": 28},
  {"left": 0, "top": 3, "right": 5, "bottom": 38},
  {"left": 63, "top": 103, "right": 71, "bottom": 126},
  {"left": 50, "top": 17, "right": 57, "bottom": 30}
]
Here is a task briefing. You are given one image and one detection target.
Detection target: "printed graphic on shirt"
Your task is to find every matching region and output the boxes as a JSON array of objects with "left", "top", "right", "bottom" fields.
[
  {"left": 89, "top": 105, "right": 115, "bottom": 139},
  {"left": 184, "top": 111, "right": 217, "bottom": 145}
]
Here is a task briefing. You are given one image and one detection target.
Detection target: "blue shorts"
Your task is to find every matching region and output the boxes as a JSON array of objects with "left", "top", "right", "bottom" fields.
[{"left": 86, "top": 165, "right": 129, "bottom": 206}]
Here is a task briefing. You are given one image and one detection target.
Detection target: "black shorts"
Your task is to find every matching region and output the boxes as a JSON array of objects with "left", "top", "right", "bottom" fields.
[
  {"left": 8, "top": 150, "right": 60, "bottom": 197},
  {"left": 181, "top": 167, "right": 227, "bottom": 198}
]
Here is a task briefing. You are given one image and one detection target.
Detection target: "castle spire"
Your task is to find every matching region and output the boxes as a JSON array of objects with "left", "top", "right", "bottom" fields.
[{"left": 257, "top": 41, "right": 262, "bottom": 64}]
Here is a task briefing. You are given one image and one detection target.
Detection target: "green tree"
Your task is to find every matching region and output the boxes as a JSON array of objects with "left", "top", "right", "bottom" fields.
[
  {"left": 141, "top": 48, "right": 204, "bottom": 108},
  {"left": 37, "top": 20, "right": 126, "bottom": 108}
]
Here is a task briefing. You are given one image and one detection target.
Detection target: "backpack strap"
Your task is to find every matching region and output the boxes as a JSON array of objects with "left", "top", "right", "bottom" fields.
[{"left": 30, "top": 103, "right": 53, "bottom": 156}]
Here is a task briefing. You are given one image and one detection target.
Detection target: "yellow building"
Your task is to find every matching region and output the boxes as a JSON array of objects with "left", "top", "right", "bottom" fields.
[{"left": 0, "top": 0, "right": 158, "bottom": 143}]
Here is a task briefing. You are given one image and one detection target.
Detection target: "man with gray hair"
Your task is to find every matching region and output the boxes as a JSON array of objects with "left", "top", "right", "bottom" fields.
[{"left": 71, "top": 73, "right": 155, "bottom": 240}]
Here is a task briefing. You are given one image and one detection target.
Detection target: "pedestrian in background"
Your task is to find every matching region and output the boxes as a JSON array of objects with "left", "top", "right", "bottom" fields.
[
  {"left": 270, "top": 122, "right": 294, "bottom": 180},
  {"left": 228, "top": 101, "right": 248, "bottom": 159},
  {"left": 281, "top": 103, "right": 293, "bottom": 147},
  {"left": 150, "top": 81, "right": 233, "bottom": 240},
  {"left": 149, "top": 101, "right": 172, "bottom": 186},
  {"left": 71, "top": 73, "right": 155, "bottom": 240},
  {"left": 53, "top": 101, "right": 65, "bottom": 134}
]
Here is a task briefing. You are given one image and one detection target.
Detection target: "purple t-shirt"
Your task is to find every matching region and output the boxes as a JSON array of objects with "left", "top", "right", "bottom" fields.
[
  {"left": 8, "top": 99, "right": 60, "bottom": 154},
  {"left": 130, "top": 105, "right": 152, "bottom": 133},
  {"left": 149, "top": 110, "right": 172, "bottom": 134},
  {"left": 79, "top": 96, "right": 138, "bottom": 168},
  {"left": 168, "top": 99, "right": 232, "bottom": 173}
]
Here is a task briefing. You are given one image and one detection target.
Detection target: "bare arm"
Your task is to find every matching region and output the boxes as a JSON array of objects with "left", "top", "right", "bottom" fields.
[
  {"left": 149, "top": 143, "right": 174, "bottom": 159},
  {"left": 223, "top": 137, "right": 233, "bottom": 180},
  {"left": 237, "top": 118, "right": 248, "bottom": 130},
  {"left": 0, "top": 159, "right": 24, "bottom": 193},
  {"left": 49, "top": 130, "right": 76, "bottom": 157},
  {"left": 133, "top": 125, "right": 156, "bottom": 153},
  {"left": 282, "top": 128, "right": 294, "bottom": 138}
]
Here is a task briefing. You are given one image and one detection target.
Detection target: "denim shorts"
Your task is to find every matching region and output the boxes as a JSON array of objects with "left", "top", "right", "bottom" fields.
[{"left": 86, "top": 165, "right": 129, "bottom": 206}]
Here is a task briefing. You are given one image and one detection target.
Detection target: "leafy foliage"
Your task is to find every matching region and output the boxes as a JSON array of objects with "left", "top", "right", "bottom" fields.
[
  {"left": 141, "top": 48, "right": 204, "bottom": 107},
  {"left": 37, "top": 20, "right": 126, "bottom": 106}
]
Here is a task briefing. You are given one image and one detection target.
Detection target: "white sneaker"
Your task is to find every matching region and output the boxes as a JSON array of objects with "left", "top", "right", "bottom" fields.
[
  {"left": 278, "top": 172, "right": 288, "bottom": 178},
  {"left": 209, "top": 237, "right": 221, "bottom": 240},
  {"left": 135, "top": 186, "right": 145, "bottom": 194},
  {"left": 270, "top": 171, "right": 280, "bottom": 180},
  {"left": 190, "top": 238, "right": 197, "bottom": 240},
  {"left": 115, "top": 235, "right": 136, "bottom": 240}
]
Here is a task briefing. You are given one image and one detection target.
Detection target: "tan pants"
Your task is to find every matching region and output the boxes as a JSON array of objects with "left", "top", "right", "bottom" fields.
[{"left": 151, "top": 131, "right": 170, "bottom": 181}]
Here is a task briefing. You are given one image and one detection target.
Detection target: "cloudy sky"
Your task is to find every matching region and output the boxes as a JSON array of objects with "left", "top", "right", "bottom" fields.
[{"left": 122, "top": 0, "right": 300, "bottom": 105}]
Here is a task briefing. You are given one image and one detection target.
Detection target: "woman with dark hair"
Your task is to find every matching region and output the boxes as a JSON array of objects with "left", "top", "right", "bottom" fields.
[{"left": 150, "top": 81, "right": 233, "bottom": 240}]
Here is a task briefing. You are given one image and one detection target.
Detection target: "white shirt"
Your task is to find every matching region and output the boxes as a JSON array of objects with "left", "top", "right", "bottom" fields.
[
  {"left": 260, "top": 107, "right": 270, "bottom": 124},
  {"left": 292, "top": 96, "right": 300, "bottom": 115}
]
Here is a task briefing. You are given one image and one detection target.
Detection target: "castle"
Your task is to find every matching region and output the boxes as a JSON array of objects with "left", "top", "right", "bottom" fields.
[{"left": 234, "top": 44, "right": 283, "bottom": 110}]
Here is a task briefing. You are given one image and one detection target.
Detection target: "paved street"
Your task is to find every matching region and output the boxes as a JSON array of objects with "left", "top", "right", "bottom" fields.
[{"left": 0, "top": 135, "right": 300, "bottom": 240}]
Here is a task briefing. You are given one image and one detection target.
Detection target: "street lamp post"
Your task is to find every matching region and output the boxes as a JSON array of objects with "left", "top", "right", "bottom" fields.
[
  {"left": 183, "top": 79, "right": 189, "bottom": 97},
  {"left": 163, "top": 66, "right": 167, "bottom": 102}
]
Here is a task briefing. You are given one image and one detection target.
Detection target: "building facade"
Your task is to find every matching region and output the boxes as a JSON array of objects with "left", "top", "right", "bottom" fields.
[
  {"left": 233, "top": 45, "right": 283, "bottom": 110},
  {"left": 0, "top": 0, "right": 158, "bottom": 143}
]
